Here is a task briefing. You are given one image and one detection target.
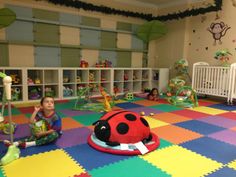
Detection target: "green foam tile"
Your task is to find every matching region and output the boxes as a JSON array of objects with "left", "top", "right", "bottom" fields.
[
  {"left": 72, "top": 113, "right": 102, "bottom": 126},
  {"left": 159, "top": 139, "right": 173, "bottom": 149},
  {"left": 149, "top": 104, "right": 183, "bottom": 112},
  {"left": 0, "top": 168, "right": 4, "bottom": 177},
  {"left": 3, "top": 107, "right": 21, "bottom": 116},
  {"left": 89, "top": 157, "right": 170, "bottom": 177}
]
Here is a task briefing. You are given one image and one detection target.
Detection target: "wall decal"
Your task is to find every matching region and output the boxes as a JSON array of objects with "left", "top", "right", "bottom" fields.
[
  {"left": 232, "top": 0, "right": 236, "bottom": 7},
  {"left": 207, "top": 22, "right": 231, "bottom": 45}
]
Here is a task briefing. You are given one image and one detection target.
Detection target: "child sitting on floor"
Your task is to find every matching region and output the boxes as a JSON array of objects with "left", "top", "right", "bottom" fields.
[
  {"left": 147, "top": 88, "right": 159, "bottom": 101},
  {"left": 4, "top": 96, "right": 62, "bottom": 148}
]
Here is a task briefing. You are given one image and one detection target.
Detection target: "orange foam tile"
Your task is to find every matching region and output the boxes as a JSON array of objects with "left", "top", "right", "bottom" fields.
[
  {"left": 133, "top": 100, "right": 160, "bottom": 106},
  {"left": 4, "top": 114, "right": 29, "bottom": 124},
  {"left": 152, "top": 112, "right": 191, "bottom": 124},
  {"left": 62, "top": 117, "right": 83, "bottom": 130},
  {"left": 152, "top": 124, "right": 203, "bottom": 144}
]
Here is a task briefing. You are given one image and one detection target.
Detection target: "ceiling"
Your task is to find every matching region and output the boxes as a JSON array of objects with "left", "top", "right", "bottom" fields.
[{"left": 113, "top": 0, "right": 206, "bottom": 8}]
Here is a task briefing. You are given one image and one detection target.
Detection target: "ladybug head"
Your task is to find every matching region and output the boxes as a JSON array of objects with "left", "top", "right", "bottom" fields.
[{"left": 93, "top": 120, "right": 111, "bottom": 142}]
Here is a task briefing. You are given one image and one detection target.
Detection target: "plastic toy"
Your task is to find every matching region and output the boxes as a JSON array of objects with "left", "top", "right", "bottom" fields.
[
  {"left": 74, "top": 84, "right": 115, "bottom": 112},
  {"left": 27, "top": 77, "right": 34, "bottom": 85},
  {"left": 95, "top": 59, "right": 112, "bottom": 68},
  {"left": 214, "top": 49, "right": 232, "bottom": 67},
  {"left": 89, "top": 72, "right": 95, "bottom": 82},
  {"left": 63, "top": 86, "right": 73, "bottom": 97},
  {"left": 80, "top": 59, "right": 89, "bottom": 68},
  {"left": 30, "top": 120, "right": 47, "bottom": 136},
  {"left": 29, "top": 87, "right": 41, "bottom": 100},
  {"left": 168, "top": 86, "right": 198, "bottom": 108},
  {"left": 125, "top": 92, "right": 134, "bottom": 101},
  {"left": 10, "top": 74, "right": 20, "bottom": 85},
  {"left": 76, "top": 76, "right": 81, "bottom": 83},
  {"left": 11, "top": 87, "right": 21, "bottom": 101},
  {"left": 34, "top": 78, "right": 41, "bottom": 84},
  {"left": 45, "top": 87, "right": 55, "bottom": 97},
  {"left": 63, "top": 77, "right": 70, "bottom": 83},
  {"left": 0, "top": 72, "right": 20, "bottom": 165},
  {"left": 88, "top": 110, "right": 160, "bottom": 155}
]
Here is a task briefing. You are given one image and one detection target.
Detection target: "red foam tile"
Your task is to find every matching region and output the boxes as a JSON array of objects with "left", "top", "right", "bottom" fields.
[
  {"left": 18, "top": 106, "right": 35, "bottom": 114},
  {"left": 198, "top": 100, "right": 217, "bottom": 106},
  {"left": 172, "top": 109, "right": 210, "bottom": 119},
  {"left": 218, "top": 112, "right": 236, "bottom": 121},
  {"left": 74, "top": 172, "right": 91, "bottom": 177}
]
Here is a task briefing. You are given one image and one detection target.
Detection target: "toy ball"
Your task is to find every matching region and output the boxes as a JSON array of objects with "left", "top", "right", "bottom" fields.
[
  {"left": 88, "top": 110, "right": 160, "bottom": 155},
  {"left": 149, "top": 113, "right": 154, "bottom": 116},
  {"left": 140, "top": 111, "right": 145, "bottom": 116}
]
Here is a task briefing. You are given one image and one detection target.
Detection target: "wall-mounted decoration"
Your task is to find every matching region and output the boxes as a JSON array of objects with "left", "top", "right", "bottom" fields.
[
  {"left": 232, "top": 0, "right": 236, "bottom": 7},
  {"left": 214, "top": 49, "right": 232, "bottom": 67},
  {"left": 207, "top": 22, "right": 231, "bottom": 45},
  {"left": 0, "top": 8, "right": 16, "bottom": 29}
]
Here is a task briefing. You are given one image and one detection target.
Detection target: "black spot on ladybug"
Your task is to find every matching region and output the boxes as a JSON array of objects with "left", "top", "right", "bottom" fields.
[
  {"left": 140, "top": 117, "right": 149, "bottom": 127},
  {"left": 125, "top": 114, "right": 137, "bottom": 121},
  {"left": 116, "top": 122, "right": 129, "bottom": 134}
]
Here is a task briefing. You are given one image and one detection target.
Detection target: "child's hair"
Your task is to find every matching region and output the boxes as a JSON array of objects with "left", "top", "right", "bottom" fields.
[
  {"left": 40, "top": 96, "right": 54, "bottom": 105},
  {"left": 148, "top": 88, "right": 159, "bottom": 97}
]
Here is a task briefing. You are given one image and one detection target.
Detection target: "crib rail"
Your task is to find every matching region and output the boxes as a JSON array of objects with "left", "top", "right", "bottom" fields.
[{"left": 192, "top": 62, "right": 236, "bottom": 104}]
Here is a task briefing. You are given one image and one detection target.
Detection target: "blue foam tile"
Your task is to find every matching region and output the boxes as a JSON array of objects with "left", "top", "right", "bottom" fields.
[
  {"left": 181, "top": 137, "right": 236, "bottom": 164},
  {"left": 0, "top": 142, "right": 8, "bottom": 159},
  {"left": 175, "top": 120, "right": 225, "bottom": 135},
  {"left": 115, "top": 102, "right": 143, "bottom": 109},
  {"left": 208, "top": 103, "right": 236, "bottom": 111},
  {"left": 206, "top": 167, "right": 236, "bottom": 177},
  {"left": 64, "top": 143, "right": 130, "bottom": 171},
  {"left": 20, "top": 143, "right": 58, "bottom": 157}
]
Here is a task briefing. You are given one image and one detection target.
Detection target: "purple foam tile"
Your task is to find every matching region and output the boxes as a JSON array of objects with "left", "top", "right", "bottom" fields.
[
  {"left": 60, "top": 109, "right": 95, "bottom": 117},
  {"left": 56, "top": 127, "right": 92, "bottom": 148},
  {"left": 209, "top": 129, "right": 236, "bottom": 146},
  {"left": 0, "top": 123, "right": 31, "bottom": 140},
  {"left": 199, "top": 116, "right": 236, "bottom": 128},
  {"left": 127, "top": 107, "right": 163, "bottom": 115}
]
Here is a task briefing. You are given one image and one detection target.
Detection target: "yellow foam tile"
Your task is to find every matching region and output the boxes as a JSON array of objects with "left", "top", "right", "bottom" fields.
[
  {"left": 3, "top": 149, "right": 85, "bottom": 177},
  {"left": 188, "top": 106, "right": 227, "bottom": 115},
  {"left": 144, "top": 116, "right": 169, "bottom": 129},
  {"left": 228, "top": 160, "right": 236, "bottom": 170},
  {"left": 141, "top": 145, "right": 222, "bottom": 177}
]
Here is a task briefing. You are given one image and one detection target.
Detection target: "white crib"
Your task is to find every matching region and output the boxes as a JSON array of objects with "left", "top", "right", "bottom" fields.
[{"left": 192, "top": 62, "right": 236, "bottom": 104}]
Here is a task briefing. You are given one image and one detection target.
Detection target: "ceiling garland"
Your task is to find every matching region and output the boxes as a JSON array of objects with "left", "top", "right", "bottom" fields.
[{"left": 46, "top": 0, "right": 222, "bottom": 21}]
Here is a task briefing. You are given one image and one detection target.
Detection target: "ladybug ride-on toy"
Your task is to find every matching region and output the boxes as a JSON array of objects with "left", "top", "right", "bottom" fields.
[{"left": 88, "top": 110, "right": 160, "bottom": 155}]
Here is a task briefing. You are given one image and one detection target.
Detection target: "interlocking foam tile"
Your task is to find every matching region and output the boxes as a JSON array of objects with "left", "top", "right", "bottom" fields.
[
  {"left": 133, "top": 99, "right": 160, "bottom": 106},
  {"left": 60, "top": 109, "right": 96, "bottom": 117},
  {"left": 55, "top": 101, "right": 76, "bottom": 110},
  {"left": 113, "top": 99, "right": 127, "bottom": 104},
  {"left": 199, "top": 115, "right": 236, "bottom": 128},
  {"left": 2, "top": 149, "right": 85, "bottom": 177},
  {"left": 3, "top": 107, "right": 21, "bottom": 116},
  {"left": 0, "top": 142, "right": 7, "bottom": 159},
  {"left": 151, "top": 112, "right": 191, "bottom": 124},
  {"left": 72, "top": 113, "right": 102, "bottom": 126},
  {"left": 218, "top": 112, "right": 236, "bottom": 121},
  {"left": 208, "top": 129, "right": 236, "bottom": 146},
  {"left": 172, "top": 109, "right": 210, "bottom": 119},
  {"left": 0, "top": 168, "right": 4, "bottom": 177},
  {"left": 158, "top": 139, "right": 173, "bottom": 149},
  {"left": 208, "top": 103, "right": 236, "bottom": 111},
  {"left": 231, "top": 126, "right": 236, "bottom": 131},
  {"left": 127, "top": 107, "right": 162, "bottom": 115},
  {"left": 175, "top": 120, "right": 225, "bottom": 135},
  {"left": 56, "top": 127, "right": 92, "bottom": 148},
  {"left": 144, "top": 116, "right": 169, "bottom": 128},
  {"left": 228, "top": 160, "right": 236, "bottom": 170},
  {"left": 149, "top": 104, "right": 183, "bottom": 112},
  {"left": 206, "top": 167, "right": 236, "bottom": 177},
  {"left": 198, "top": 100, "right": 217, "bottom": 107},
  {"left": 110, "top": 106, "right": 123, "bottom": 111},
  {"left": 65, "top": 143, "right": 130, "bottom": 171},
  {"left": 141, "top": 145, "right": 222, "bottom": 177},
  {"left": 20, "top": 144, "right": 58, "bottom": 157},
  {"left": 115, "top": 102, "right": 143, "bottom": 109},
  {"left": 151, "top": 125, "right": 202, "bottom": 144},
  {"left": 18, "top": 106, "right": 34, "bottom": 114},
  {"left": 188, "top": 106, "right": 227, "bottom": 115},
  {"left": 4, "top": 114, "right": 29, "bottom": 124},
  {"left": 62, "top": 117, "right": 83, "bottom": 130},
  {"left": 0, "top": 123, "right": 31, "bottom": 140},
  {"left": 157, "top": 99, "right": 169, "bottom": 104},
  {"left": 181, "top": 137, "right": 236, "bottom": 163},
  {"left": 74, "top": 172, "right": 91, "bottom": 177},
  {"left": 89, "top": 156, "right": 170, "bottom": 177}
]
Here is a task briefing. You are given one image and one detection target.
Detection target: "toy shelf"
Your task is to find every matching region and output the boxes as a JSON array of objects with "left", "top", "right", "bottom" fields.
[{"left": 0, "top": 67, "right": 169, "bottom": 103}]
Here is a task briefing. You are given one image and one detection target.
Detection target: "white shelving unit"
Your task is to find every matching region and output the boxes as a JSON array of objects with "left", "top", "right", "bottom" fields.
[{"left": 0, "top": 67, "right": 169, "bottom": 103}]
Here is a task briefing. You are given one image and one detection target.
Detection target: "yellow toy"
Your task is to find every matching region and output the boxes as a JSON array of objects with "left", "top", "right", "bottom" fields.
[{"left": 99, "top": 86, "right": 112, "bottom": 112}]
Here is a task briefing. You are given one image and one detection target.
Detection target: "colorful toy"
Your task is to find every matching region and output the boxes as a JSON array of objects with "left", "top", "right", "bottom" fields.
[
  {"left": 63, "top": 86, "right": 73, "bottom": 97},
  {"left": 88, "top": 110, "right": 160, "bottom": 155},
  {"left": 125, "top": 92, "right": 134, "bottom": 101},
  {"left": 10, "top": 74, "right": 20, "bottom": 85},
  {"left": 76, "top": 76, "right": 81, "bottom": 83},
  {"left": 34, "top": 78, "right": 41, "bottom": 84},
  {"left": 45, "top": 87, "right": 55, "bottom": 97},
  {"left": 0, "top": 72, "right": 20, "bottom": 165},
  {"left": 30, "top": 120, "right": 47, "bottom": 136},
  {"left": 11, "top": 87, "right": 21, "bottom": 101},
  {"left": 89, "top": 72, "right": 95, "bottom": 82},
  {"left": 214, "top": 49, "right": 232, "bottom": 67},
  {"left": 80, "top": 59, "right": 89, "bottom": 68},
  {"left": 95, "top": 59, "right": 112, "bottom": 68},
  {"left": 28, "top": 87, "right": 41, "bottom": 100},
  {"left": 27, "top": 77, "right": 34, "bottom": 85}
]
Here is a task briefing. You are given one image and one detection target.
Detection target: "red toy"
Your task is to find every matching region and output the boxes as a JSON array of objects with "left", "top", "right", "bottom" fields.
[{"left": 88, "top": 110, "right": 160, "bottom": 155}]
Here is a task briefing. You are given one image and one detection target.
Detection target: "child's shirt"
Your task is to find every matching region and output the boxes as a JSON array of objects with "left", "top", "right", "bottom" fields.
[{"left": 35, "top": 111, "right": 62, "bottom": 134}]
